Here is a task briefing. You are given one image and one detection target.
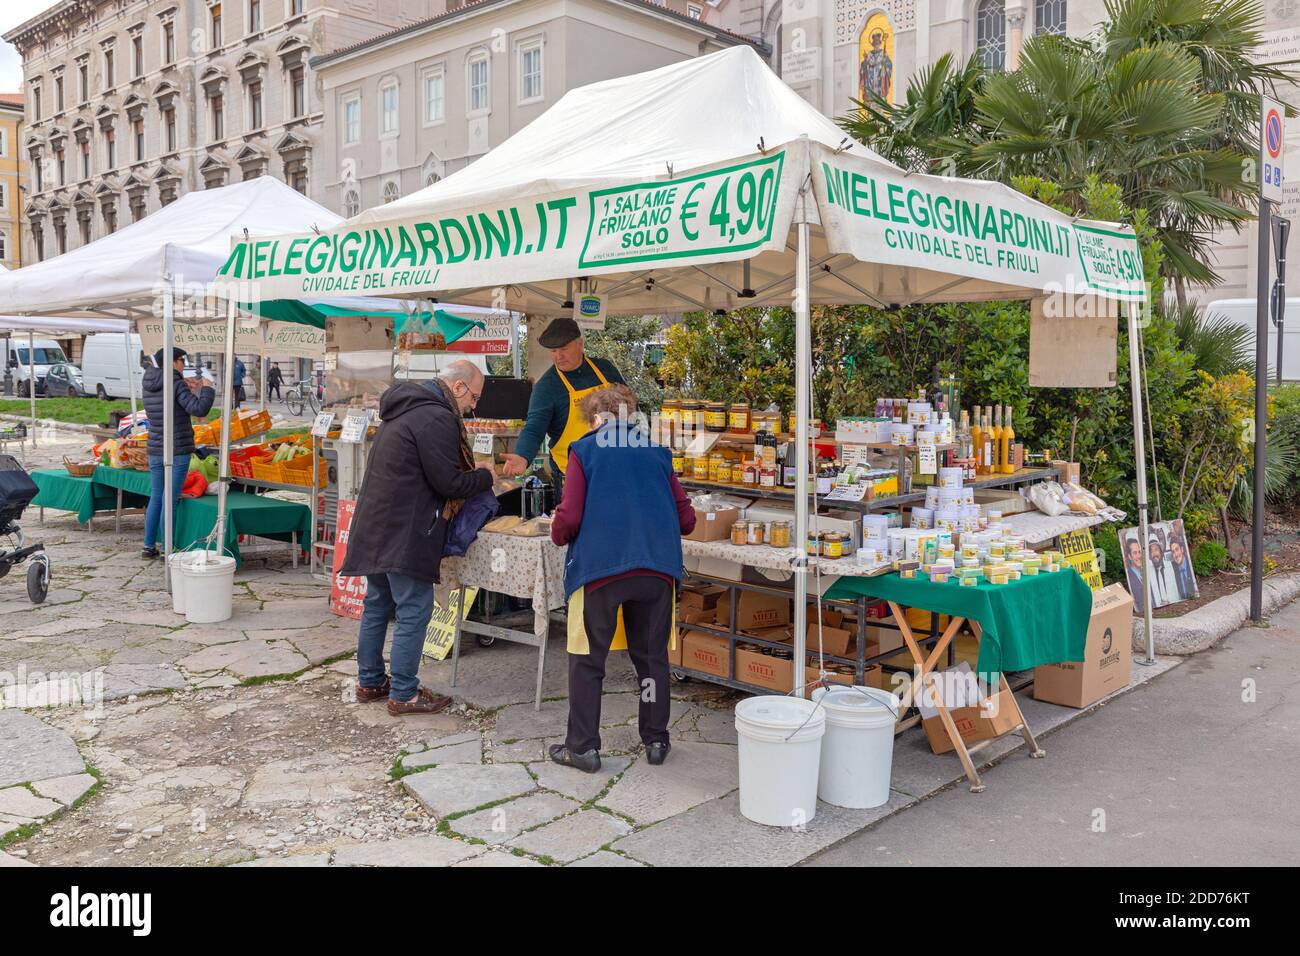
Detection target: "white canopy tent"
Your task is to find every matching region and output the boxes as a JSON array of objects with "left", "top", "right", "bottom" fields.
[
  {"left": 217, "top": 45, "right": 1155, "bottom": 678},
  {"left": 0, "top": 178, "right": 419, "bottom": 579}
]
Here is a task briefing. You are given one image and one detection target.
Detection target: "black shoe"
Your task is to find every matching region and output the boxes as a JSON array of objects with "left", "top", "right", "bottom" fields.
[
  {"left": 646, "top": 742, "right": 670, "bottom": 766},
  {"left": 142, "top": 547, "right": 160, "bottom": 559},
  {"left": 548, "top": 744, "right": 601, "bottom": 774}
]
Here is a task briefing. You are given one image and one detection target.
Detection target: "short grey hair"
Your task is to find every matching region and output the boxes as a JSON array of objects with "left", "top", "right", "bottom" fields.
[{"left": 439, "top": 360, "right": 482, "bottom": 387}]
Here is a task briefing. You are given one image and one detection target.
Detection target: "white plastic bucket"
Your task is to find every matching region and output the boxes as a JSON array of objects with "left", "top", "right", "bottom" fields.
[
  {"left": 735, "top": 696, "right": 826, "bottom": 827},
  {"left": 812, "top": 685, "right": 899, "bottom": 809},
  {"left": 179, "top": 552, "right": 237, "bottom": 624},
  {"left": 167, "top": 553, "right": 188, "bottom": 615}
]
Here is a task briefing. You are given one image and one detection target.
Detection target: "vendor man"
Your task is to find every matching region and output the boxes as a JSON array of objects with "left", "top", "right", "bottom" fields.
[{"left": 500, "top": 318, "right": 625, "bottom": 494}]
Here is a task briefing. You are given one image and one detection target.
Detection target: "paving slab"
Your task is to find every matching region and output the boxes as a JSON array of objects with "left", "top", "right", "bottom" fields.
[
  {"left": 491, "top": 699, "right": 570, "bottom": 742},
  {"left": 178, "top": 639, "right": 310, "bottom": 679},
  {"left": 243, "top": 757, "right": 378, "bottom": 805},
  {"left": 103, "top": 662, "right": 189, "bottom": 699},
  {"left": 234, "top": 853, "right": 331, "bottom": 867},
  {"left": 451, "top": 791, "right": 581, "bottom": 844},
  {"left": 30, "top": 773, "right": 97, "bottom": 807},
  {"left": 509, "top": 808, "right": 633, "bottom": 863},
  {"left": 528, "top": 755, "right": 632, "bottom": 803},
  {"left": 598, "top": 741, "right": 738, "bottom": 824},
  {"left": 611, "top": 791, "right": 917, "bottom": 867},
  {"left": 0, "top": 710, "right": 85, "bottom": 788},
  {"left": 452, "top": 848, "right": 546, "bottom": 867},
  {"left": 400, "top": 738, "right": 483, "bottom": 769},
  {"left": 333, "top": 835, "right": 480, "bottom": 867},
  {"left": 567, "top": 849, "right": 647, "bottom": 867},
  {"left": 401, "top": 763, "right": 536, "bottom": 818},
  {"left": 0, "top": 851, "right": 35, "bottom": 867},
  {"left": 0, "top": 787, "right": 63, "bottom": 819}
]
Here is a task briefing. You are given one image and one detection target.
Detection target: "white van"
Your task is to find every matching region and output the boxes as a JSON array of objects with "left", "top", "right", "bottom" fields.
[
  {"left": 3, "top": 337, "right": 70, "bottom": 396},
  {"left": 81, "top": 332, "right": 147, "bottom": 400},
  {"left": 1205, "top": 298, "right": 1300, "bottom": 382}
]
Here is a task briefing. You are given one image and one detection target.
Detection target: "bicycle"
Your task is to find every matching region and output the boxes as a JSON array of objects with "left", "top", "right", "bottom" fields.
[{"left": 283, "top": 381, "right": 320, "bottom": 418}]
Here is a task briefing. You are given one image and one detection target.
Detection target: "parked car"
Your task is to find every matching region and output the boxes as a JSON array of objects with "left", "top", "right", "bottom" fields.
[
  {"left": 43, "top": 363, "right": 87, "bottom": 398},
  {"left": 80, "top": 332, "right": 146, "bottom": 400},
  {"left": 3, "top": 338, "right": 69, "bottom": 397}
]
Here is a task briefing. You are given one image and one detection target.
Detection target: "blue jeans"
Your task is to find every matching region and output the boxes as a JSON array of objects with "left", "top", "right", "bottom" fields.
[
  {"left": 356, "top": 572, "right": 434, "bottom": 702},
  {"left": 144, "top": 456, "right": 190, "bottom": 549}
]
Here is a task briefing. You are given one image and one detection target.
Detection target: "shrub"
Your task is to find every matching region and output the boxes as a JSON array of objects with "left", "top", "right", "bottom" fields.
[
  {"left": 1192, "top": 540, "right": 1230, "bottom": 578},
  {"left": 1093, "top": 525, "right": 1124, "bottom": 585}
]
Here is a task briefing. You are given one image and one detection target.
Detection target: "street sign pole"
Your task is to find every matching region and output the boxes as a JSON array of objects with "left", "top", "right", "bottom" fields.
[{"left": 1273, "top": 216, "right": 1289, "bottom": 385}]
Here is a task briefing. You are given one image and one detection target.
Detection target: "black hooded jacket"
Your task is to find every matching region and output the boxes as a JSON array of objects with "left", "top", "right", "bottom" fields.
[
  {"left": 142, "top": 366, "right": 216, "bottom": 458},
  {"left": 339, "top": 380, "right": 493, "bottom": 583}
]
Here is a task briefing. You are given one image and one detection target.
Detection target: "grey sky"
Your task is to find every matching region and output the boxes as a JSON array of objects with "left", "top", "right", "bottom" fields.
[{"left": 0, "top": 1, "right": 58, "bottom": 93}]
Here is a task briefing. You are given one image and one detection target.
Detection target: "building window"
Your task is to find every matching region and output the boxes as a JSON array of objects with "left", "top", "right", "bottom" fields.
[
  {"left": 55, "top": 221, "right": 67, "bottom": 255},
  {"left": 56, "top": 148, "right": 66, "bottom": 185},
  {"left": 290, "top": 168, "right": 307, "bottom": 193},
  {"left": 518, "top": 40, "right": 542, "bottom": 104},
  {"left": 104, "top": 48, "right": 116, "bottom": 88},
  {"left": 132, "top": 34, "right": 144, "bottom": 77},
  {"left": 468, "top": 53, "right": 489, "bottom": 113},
  {"left": 289, "top": 0, "right": 304, "bottom": 15},
  {"left": 134, "top": 117, "right": 146, "bottom": 161},
  {"left": 0, "top": 128, "right": 5, "bottom": 157},
  {"left": 290, "top": 66, "right": 306, "bottom": 117},
  {"left": 380, "top": 81, "right": 398, "bottom": 135},
  {"left": 0, "top": 230, "right": 7, "bottom": 262},
  {"left": 104, "top": 129, "right": 117, "bottom": 169},
  {"left": 212, "top": 4, "right": 223, "bottom": 47},
  {"left": 248, "top": 81, "right": 263, "bottom": 129},
  {"left": 976, "top": 0, "right": 1007, "bottom": 71},
  {"left": 211, "top": 94, "right": 224, "bottom": 140},
  {"left": 131, "top": 193, "right": 147, "bottom": 222},
  {"left": 423, "top": 67, "right": 444, "bottom": 124},
  {"left": 104, "top": 205, "right": 117, "bottom": 235},
  {"left": 163, "top": 22, "right": 176, "bottom": 65},
  {"left": 343, "top": 189, "right": 359, "bottom": 217},
  {"left": 81, "top": 140, "right": 90, "bottom": 178},
  {"left": 0, "top": 182, "right": 5, "bottom": 207},
  {"left": 79, "top": 63, "right": 89, "bottom": 102},
  {"left": 162, "top": 107, "right": 177, "bottom": 152},
  {"left": 342, "top": 95, "right": 360, "bottom": 143},
  {"left": 249, "top": 0, "right": 262, "bottom": 33},
  {"left": 55, "top": 75, "right": 64, "bottom": 113},
  {"left": 688, "top": 3, "right": 703, "bottom": 19},
  {"left": 33, "top": 86, "right": 42, "bottom": 122},
  {"left": 79, "top": 217, "right": 91, "bottom": 246},
  {"left": 1034, "top": 0, "right": 1066, "bottom": 35},
  {"left": 383, "top": 181, "right": 399, "bottom": 203}
]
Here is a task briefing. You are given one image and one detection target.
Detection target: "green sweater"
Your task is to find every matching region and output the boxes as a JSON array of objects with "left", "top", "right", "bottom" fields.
[{"left": 515, "top": 356, "right": 624, "bottom": 464}]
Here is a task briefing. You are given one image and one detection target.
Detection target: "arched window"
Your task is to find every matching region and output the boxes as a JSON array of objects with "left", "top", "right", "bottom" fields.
[
  {"left": 425, "top": 172, "right": 440, "bottom": 187},
  {"left": 343, "top": 189, "right": 359, "bottom": 217},
  {"left": 975, "top": 0, "right": 1007, "bottom": 71},
  {"left": 1034, "top": 0, "right": 1066, "bottom": 36},
  {"left": 383, "top": 181, "right": 399, "bottom": 204}
]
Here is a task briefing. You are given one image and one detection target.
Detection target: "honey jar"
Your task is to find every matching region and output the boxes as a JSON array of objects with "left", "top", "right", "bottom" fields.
[
  {"left": 746, "top": 521, "right": 764, "bottom": 546},
  {"left": 660, "top": 399, "right": 681, "bottom": 425},
  {"left": 680, "top": 400, "right": 704, "bottom": 432},
  {"left": 729, "top": 402, "right": 751, "bottom": 433},
  {"left": 671, "top": 450, "right": 685, "bottom": 475},
  {"left": 769, "top": 520, "right": 791, "bottom": 548},
  {"left": 690, "top": 455, "right": 709, "bottom": 481},
  {"left": 822, "top": 532, "right": 848, "bottom": 559},
  {"left": 708, "top": 452, "right": 728, "bottom": 483},
  {"left": 730, "top": 521, "right": 749, "bottom": 546},
  {"left": 759, "top": 465, "right": 777, "bottom": 489},
  {"left": 704, "top": 402, "right": 728, "bottom": 433}
]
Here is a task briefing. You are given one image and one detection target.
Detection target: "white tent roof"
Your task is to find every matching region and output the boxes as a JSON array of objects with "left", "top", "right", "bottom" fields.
[
  {"left": 0, "top": 316, "right": 131, "bottom": 335},
  {"left": 222, "top": 45, "right": 1146, "bottom": 313},
  {"left": 0, "top": 177, "right": 349, "bottom": 319}
]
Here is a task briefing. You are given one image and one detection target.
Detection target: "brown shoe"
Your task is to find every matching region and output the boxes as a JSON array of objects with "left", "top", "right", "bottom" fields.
[
  {"left": 387, "top": 688, "right": 452, "bottom": 716},
  {"left": 355, "top": 677, "right": 390, "bottom": 703}
]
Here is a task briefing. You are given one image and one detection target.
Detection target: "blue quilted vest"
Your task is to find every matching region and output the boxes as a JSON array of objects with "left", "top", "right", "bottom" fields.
[{"left": 562, "top": 420, "right": 684, "bottom": 598}]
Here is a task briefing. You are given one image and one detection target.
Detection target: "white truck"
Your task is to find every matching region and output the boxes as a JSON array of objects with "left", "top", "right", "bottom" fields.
[
  {"left": 3, "top": 337, "right": 70, "bottom": 397},
  {"left": 1205, "top": 297, "right": 1300, "bottom": 382},
  {"left": 80, "top": 332, "right": 147, "bottom": 400}
]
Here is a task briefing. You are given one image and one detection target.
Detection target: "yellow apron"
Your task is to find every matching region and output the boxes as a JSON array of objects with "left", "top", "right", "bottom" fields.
[
  {"left": 549, "top": 358, "right": 610, "bottom": 475},
  {"left": 567, "top": 586, "right": 677, "bottom": 655}
]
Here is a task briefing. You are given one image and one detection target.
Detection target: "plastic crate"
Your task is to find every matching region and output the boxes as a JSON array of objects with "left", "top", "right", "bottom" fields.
[
  {"left": 250, "top": 459, "right": 289, "bottom": 484},
  {"left": 282, "top": 455, "right": 327, "bottom": 488}
]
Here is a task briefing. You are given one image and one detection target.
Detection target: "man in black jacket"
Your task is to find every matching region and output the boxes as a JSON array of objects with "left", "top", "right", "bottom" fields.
[
  {"left": 141, "top": 347, "right": 216, "bottom": 559},
  {"left": 266, "top": 362, "right": 284, "bottom": 401},
  {"left": 342, "top": 361, "right": 495, "bottom": 715}
]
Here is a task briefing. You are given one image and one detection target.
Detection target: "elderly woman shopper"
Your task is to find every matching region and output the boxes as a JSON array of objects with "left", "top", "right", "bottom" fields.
[{"left": 548, "top": 384, "right": 695, "bottom": 773}]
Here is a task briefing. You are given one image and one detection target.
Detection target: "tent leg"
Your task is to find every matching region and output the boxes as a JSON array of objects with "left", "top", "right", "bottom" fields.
[
  {"left": 163, "top": 286, "right": 175, "bottom": 589},
  {"left": 27, "top": 331, "right": 36, "bottom": 448},
  {"left": 122, "top": 328, "right": 138, "bottom": 433},
  {"left": 215, "top": 294, "right": 237, "bottom": 553},
  {"left": 1128, "top": 302, "right": 1156, "bottom": 664},
  {"left": 511, "top": 313, "right": 522, "bottom": 379},
  {"left": 792, "top": 212, "right": 812, "bottom": 695}
]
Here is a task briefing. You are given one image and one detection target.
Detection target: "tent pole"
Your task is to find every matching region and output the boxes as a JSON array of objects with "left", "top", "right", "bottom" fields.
[
  {"left": 1127, "top": 301, "right": 1155, "bottom": 664},
  {"left": 163, "top": 284, "right": 175, "bottom": 588},
  {"left": 122, "top": 327, "right": 138, "bottom": 433},
  {"left": 27, "top": 331, "right": 36, "bottom": 448},
  {"left": 792, "top": 196, "right": 812, "bottom": 696},
  {"left": 215, "top": 293, "right": 237, "bottom": 553},
  {"left": 511, "top": 312, "right": 522, "bottom": 379}
]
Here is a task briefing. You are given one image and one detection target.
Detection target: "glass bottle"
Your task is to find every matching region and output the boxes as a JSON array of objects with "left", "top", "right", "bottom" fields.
[{"left": 1000, "top": 406, "right": 1016, "bottom": 474}]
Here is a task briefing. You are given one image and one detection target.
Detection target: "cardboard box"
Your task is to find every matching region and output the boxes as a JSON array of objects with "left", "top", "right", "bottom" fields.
[
  {"left": 678, "top": 607, "right": 716, "bottom": 626},
  {"left": 804, "top": 665, "right": 854, "bottom": 691},
  {"left": 680, "top": 585, "right": 725, "bottom": 613},
  {"left": 804, "top": 623, "right": 853, "bottom": 658},
  {"left": 861, "top": 622, "right": 905, "bottom": 657},
  {"left": 1033, "top": 583, "right": 1133, "bottom": 708},
  {"left": 669, "top": 631, "right": 683, "bottom": 667},
  {"left": 806, "top": 605, "right": 846, "bottom": 629},
  {"left": 922, "top": 687, "right": 1021, "bottom": 755},
  {"left": 748, "top": 625, "right": 794, "bottom": 643},
  {"left": 1052, "top": 460, "right": 1081, "bottom": 484},
  {"left": 716, "top": 590, "right": 791, "bottom": 632},
  {"left": 684, "top": 553, "right": 745, "bottom": 582},
  {"left": 736, "top": 645, "right": 794, "bottom": 692},
  {"left": 680, "top": 631, "right": 730, "bottom": 677},
  {"left": 684, "top": 506, "right": 740, "bottom": 542}
]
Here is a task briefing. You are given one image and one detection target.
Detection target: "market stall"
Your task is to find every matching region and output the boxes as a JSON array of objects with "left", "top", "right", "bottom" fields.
[{"left": 216, "top": 44, "right": 1153, "bottom": 720}]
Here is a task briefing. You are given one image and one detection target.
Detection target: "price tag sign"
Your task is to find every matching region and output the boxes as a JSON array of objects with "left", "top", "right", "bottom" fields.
[
  {"left": 310, "top": 412, "right": 336, "bottom": 438},
  {"left": 918, "top": 443, "right": 937, "bottom": 475},
  {"left": 473, "top": 432, "right": 495, "bottom": 455},
  {"left": 824, "top": 484, "right": 868, "bottom": 502},
  {"left": 339, "top": 410, "right": 371, "bottom": 443}
]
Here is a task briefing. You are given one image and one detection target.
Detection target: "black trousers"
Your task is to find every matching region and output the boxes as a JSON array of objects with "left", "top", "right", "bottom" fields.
[
  {"left": 567, "top": 575, "right": 673, "bottom": 753},
  {"left": 269, "top": 384, "right": 281, "bottom": 400}
]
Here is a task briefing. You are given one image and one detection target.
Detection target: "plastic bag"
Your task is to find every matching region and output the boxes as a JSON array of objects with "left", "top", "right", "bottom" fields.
[{"left": 1029, "top": 481, "right": 1072, "bottom": 517}]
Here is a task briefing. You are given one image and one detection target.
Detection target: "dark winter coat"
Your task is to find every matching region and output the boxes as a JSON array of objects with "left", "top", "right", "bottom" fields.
[
  {"left": 142, "top": 366, "right": 216, "bottom": 459},
  {"left": 267, "top": 366, "right": 284, "bottom": 388},
  {"left": 340, "top": 380, "right": 494, "bottom": 583}
]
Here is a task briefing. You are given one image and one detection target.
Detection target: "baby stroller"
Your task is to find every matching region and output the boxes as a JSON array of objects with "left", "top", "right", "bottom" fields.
[{"left": 0, "top": 455, "right": 50, "bottom": 604}]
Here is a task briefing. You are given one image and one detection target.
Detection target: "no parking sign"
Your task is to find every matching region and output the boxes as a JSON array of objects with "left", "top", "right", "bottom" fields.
[{"left": 1262, "top": 97, "right": 1285, "bottom": 204}]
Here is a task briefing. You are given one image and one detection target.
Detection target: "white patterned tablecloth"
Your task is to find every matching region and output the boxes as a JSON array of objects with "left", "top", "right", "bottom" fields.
[
  {"left": 437, "top": 531, "right": 567, "bottom": 639},
  {"left": 1001, "top": 511, "right": 1114, "bottom": 545}
]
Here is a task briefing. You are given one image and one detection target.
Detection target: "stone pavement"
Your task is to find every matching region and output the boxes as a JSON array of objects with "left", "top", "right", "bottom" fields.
[{"left": 0, "top": 426, "right": 1201, "bottom": 867}]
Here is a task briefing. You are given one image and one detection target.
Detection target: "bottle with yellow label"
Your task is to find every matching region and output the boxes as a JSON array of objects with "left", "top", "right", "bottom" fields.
[
  {"left": 991, "top": 405, "right": 1004, "bottom": 473},
  {"left": 1000, "top": 405, "right": 1016, "bottom": 474},
  {"left": 980, "top": 407, "right": 995, "bottom": 476},
  {"left": 970, "top": 408, "right": 985, "bottom": 477}
]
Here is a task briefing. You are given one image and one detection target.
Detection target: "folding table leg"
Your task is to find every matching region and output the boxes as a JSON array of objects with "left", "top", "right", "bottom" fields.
[
  {"left": 969, "top": 621, "right": 1045, "bottom": 759},
  {"left": 115, "top": 489, "right": 123, "bottom": 534}
]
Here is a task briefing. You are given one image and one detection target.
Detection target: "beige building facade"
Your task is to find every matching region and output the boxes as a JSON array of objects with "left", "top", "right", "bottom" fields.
[
  {"left": 4, "top": 0, "right": 440, "bottom": 265},
  {"left": 312, "top": 0, "right": 754, "bottom": 219},
  {"left": 1, "top": 93, "right": 24, "bottom": 269}
]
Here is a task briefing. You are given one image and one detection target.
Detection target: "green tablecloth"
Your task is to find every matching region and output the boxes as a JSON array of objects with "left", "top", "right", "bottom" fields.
[
  {"left": 31, "top": 468, "right": 146, "bottom": 524},
  {"left": 53, "top": 466, "right": 310, "bottom": 566},
  {"left": 825, "top": 567, "right": 1092, "bottom": 674}
]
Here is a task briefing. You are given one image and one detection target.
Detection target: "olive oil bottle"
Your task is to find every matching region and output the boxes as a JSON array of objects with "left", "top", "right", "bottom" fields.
[
  {"left": 1000, "top": 405, "right": 1016, "bottom": 474},
  {"left": 970, "top": 408, "right": 985, "bottom": 477}
]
